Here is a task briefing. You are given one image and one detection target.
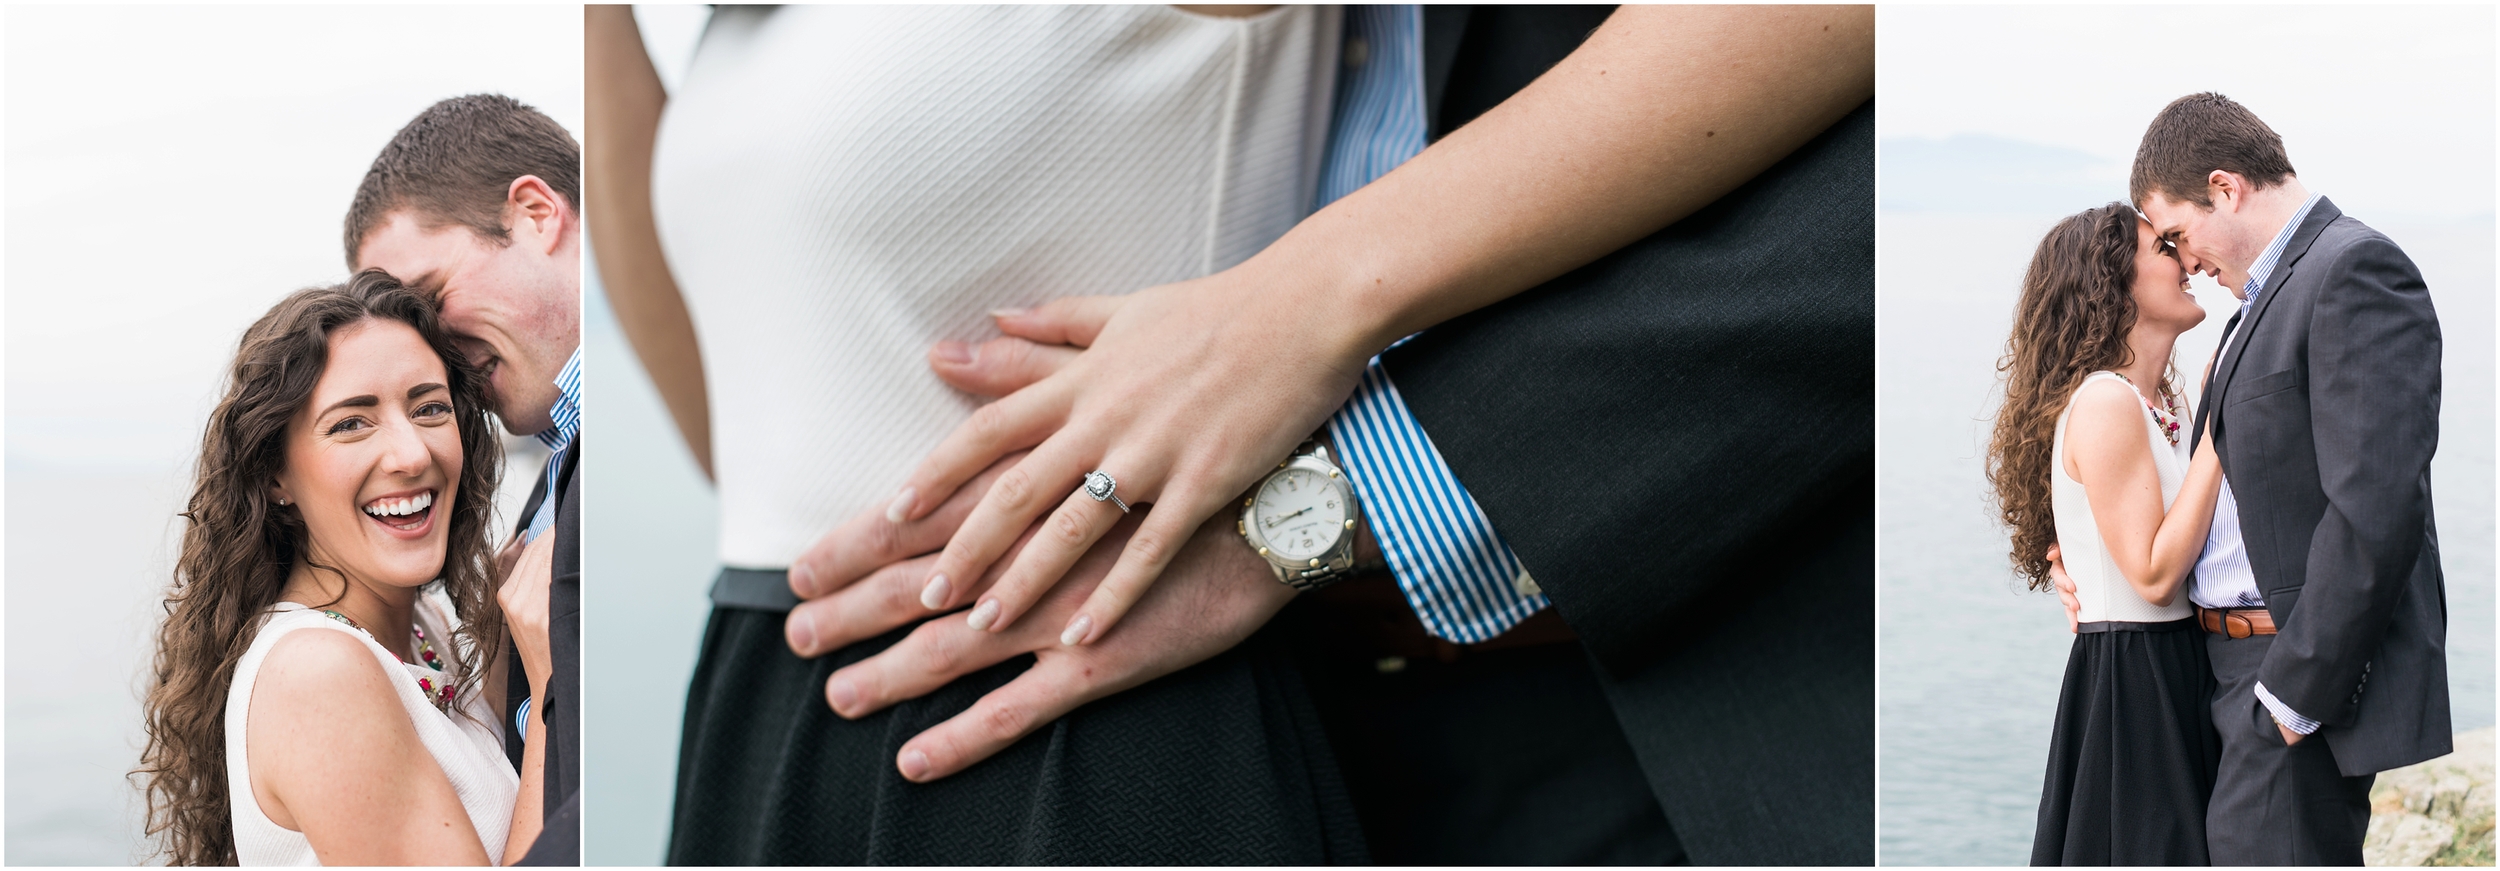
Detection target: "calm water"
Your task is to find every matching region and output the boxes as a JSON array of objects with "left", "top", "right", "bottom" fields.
[{"left": 1877, "top": 212, "right": 2496, "bottom": 865}]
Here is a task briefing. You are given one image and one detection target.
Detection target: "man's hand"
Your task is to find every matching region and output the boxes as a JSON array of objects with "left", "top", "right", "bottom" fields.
[
  {"left": 2278, "top": 721, "right": 2305, "bottom": 746},
  {"left": 2046, "top": 543, "right": 2080, "bottom": 634},
  {"left": 783, "top": 317, "right": 1300, "bottom": 782},
  {"left": 824, "top": 508, "right": 1294, "bottom": 782},
  {"left": 782, "top": 453, "right": 1028, "bottom": 659}
]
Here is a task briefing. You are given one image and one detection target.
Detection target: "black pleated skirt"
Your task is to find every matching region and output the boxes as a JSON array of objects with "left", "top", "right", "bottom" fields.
[
  {"left": 2030, "top": 618, "right": 2221, "bottom": 866},
  {"left": 666, "top": 579, "right": 1367, "bottom": 865}
]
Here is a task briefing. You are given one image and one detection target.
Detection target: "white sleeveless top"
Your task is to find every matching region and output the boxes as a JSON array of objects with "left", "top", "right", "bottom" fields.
[
  {"left": 652, "top": 5, "right": 1339, "bottom": 567},
  {"left": 2050, "top": 371, "right": 2193, "bottom": 624},
  {"left": 224, "top": 590, "right": 517, "bottom": 865}
]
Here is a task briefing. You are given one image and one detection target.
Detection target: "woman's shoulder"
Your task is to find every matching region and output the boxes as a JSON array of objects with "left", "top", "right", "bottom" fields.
[
  {"left": 2066, "top": 373, "right": 2142, "bottom": 418},
  {"left": 249, "top": 624, "right": 404, "bottom": 723},
  {"left": 242, "top": 619, "right": 423, "bottom": 778},
  {"left": 2062, "top": 375, "right": 2154, "bottom": 461}
]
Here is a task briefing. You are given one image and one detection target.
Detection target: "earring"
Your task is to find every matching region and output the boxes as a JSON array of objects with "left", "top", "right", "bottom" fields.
[{"left": 277, "top": 498, "right": 290, "bottom": 506}]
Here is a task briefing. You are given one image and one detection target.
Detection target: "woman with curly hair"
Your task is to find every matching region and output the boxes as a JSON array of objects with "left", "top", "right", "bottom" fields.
[
  {"left": 136, "top": 270, "right": 548, "bottom": 865},
  {"left": 1987, "top": 203, "right": 2228, "bottom": 865}
]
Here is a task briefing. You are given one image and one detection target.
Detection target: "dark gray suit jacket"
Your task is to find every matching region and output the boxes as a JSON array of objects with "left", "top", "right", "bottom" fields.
[
  {"left": 511, "top": 436, "right": 581, "bottom": 865},
  {"left": 2192, "top": 199, "right": 2451, "bottom": 777},
  {"left": 1384, "top": 7, "right": 1874, "bottom": 864}
]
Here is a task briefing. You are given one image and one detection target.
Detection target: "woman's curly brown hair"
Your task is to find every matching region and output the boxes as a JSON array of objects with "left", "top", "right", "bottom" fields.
[
  {"left": 1987, "top": 203, "right": 2178, "bottom": 591},
  {"left": 135, "top": 270, "right": 503, "bottom": 865}
]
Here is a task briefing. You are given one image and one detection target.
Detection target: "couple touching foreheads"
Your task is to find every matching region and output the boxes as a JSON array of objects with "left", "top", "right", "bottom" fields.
[
  {"left": 1991, "top": 93, "right": 2449, "bottom": 865},
  {"left": 137, "top": 95, "right": 583, "bottom": 865}
]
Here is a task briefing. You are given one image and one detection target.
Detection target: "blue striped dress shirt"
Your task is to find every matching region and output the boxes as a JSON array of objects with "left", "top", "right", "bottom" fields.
[
  {"left": 1316, "top": 5, "right": 1548, "bottom": 643},
  {"left": 514, "top": 345, "right": 581, "bottom": 739},
  {"left": 523, "top": 347, "right": 583, "bottom": 543}
]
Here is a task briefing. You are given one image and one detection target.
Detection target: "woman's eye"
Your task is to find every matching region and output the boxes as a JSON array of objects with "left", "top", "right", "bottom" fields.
[
  {"left": 415, "top": 401, "right": 454, "bottom": 418},
  {"left": 325, "top": 417, "right": 369, "bottom": 436}
]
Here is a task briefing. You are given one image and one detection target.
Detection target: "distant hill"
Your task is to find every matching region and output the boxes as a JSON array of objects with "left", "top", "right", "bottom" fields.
[{"left": 1880, "top": 135, "right": 2129, "bottom": 215}]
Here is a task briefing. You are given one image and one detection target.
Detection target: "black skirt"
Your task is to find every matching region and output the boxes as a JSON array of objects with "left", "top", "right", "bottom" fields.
[
  {"left": 666, "top": 572, "right": 1367, "bottom": 865},
  {"left": 2030, "top": 618, "right": 2221, "bottom": 866}
]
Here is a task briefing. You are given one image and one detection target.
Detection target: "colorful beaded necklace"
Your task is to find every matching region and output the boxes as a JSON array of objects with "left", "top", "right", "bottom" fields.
[
  {"left": 2111, "top": 373, "right": 2185, "bottom": 446},
  {"left": 319, "top": 609, "right": 459, "bottom": 715}
]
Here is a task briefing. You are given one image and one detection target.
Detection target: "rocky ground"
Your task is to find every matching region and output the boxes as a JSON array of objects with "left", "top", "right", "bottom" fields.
[{"left": 2367, "top": 728, "right": 2494, "bottom": 866}]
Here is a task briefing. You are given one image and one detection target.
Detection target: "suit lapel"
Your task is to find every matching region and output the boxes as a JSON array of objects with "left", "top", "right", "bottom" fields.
[
  {"left": 2192, "top": 310, "right": 2241, "bottom": 452},
  {"left": 2204, "top": 197, "right": 2341, "bottom": 446},
  {"left": 1421, "top": 5, "right": 1472, "bottom": 137}
]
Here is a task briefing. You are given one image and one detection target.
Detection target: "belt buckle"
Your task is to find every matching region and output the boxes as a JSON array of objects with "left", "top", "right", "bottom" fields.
[{"left": 2225, "top": 611, "right": 2255, "bottom": 639}]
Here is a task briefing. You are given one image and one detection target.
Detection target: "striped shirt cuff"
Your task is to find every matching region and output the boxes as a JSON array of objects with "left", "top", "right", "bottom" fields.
[
  {"left": 2254, "top": 682, "right": 2321, "bottom": 735},
  {"left": 1326, "top": 359, "right": 1548, "bottom": 643}
]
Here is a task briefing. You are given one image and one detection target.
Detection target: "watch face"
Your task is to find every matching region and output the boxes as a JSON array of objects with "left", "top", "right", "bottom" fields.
[{"left": 1253, "top": 467, "right": 1347, "bottom": 562}]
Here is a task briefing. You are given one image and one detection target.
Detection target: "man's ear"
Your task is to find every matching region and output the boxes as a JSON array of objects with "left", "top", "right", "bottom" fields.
[
  {"left": 2206, "top": 169, "right": 2243, "bottom": 214},
  {"left": 504, "top": 176, "right": 574, "bottom": 255}
]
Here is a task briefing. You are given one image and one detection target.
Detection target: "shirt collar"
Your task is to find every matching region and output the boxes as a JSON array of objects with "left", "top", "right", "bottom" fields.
[
  {"left": 2241, "top": 191, "right": 2323, "bottom": 308},
  {"left": 535, "top": 346, "right": 582, "bottom": 452}
]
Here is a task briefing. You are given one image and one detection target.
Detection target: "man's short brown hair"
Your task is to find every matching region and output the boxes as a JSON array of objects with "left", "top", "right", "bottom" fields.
[
  {"left": 344, "top": 94, "right": 580, "bottom": 268},
  {"left": 2129, "top": 92, "right": 2296, "bottom": 210}
]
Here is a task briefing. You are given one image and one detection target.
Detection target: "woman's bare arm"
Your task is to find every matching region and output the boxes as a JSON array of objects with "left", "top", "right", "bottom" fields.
[
  {"left": 248, "top": 630, "right": 492, "bottom": 865},
  {"left": 587, "top": 4, "right": 712, "bottom": 479},
  {"left": 2066, "top": 380, "right": 2224, "bottom": 608}
]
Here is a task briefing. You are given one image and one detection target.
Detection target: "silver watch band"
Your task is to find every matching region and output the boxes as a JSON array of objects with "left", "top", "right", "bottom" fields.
[{"left": 1244, "top": 439, "right": 1363, "bottom": 592}]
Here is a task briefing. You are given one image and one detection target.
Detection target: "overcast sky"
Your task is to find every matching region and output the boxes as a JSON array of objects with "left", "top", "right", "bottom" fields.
[
  {"left": 1880, "top": 5, "right": 2494, "bottom": 221},
  {"left": 7, "top": 5, "right": 582, "bottom": 471}
]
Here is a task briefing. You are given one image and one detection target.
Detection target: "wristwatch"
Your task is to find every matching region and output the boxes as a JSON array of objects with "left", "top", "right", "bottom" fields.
[{"left": 1239, "top": 440, "right": 1364, "bottom": 591}]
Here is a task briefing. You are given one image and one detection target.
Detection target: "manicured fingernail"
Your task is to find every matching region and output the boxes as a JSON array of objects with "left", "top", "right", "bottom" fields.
[
  {"left": 885, "top": 487, "right": 915, "bottom": 523},
  {"left": 790, "top": 562, "right": 818, "bottom": 597},
  {"left": 1060, "top": 614, "right": 1092, "bottom": 647},
  {"left": 989, "top": 307, "right": 1027, "bottom": 319},
  {"left": 933, "top": 340, "right": 973, "bottom": 365},
  {"left": 827, "top": 675, "right": 859, "bottom": 714},
  {"left": 919, "top": 573, "right": 952, "bottom": 610},
  {"left": 789, "top": 613, "right": 819, "bottom": 655},
  {"left": 899, "top": 748, "right": 931, "bottom": 780},
  {"left": 967, "top": 599, "right": 1000, "bottom": 632}
]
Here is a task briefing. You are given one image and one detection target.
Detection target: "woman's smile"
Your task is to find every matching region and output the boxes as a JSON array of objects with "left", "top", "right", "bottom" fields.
[{"left": 360, "top": 488, "right": 439, "bottom": 537}]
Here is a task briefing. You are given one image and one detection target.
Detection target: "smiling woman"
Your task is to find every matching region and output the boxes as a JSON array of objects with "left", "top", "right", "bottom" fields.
[{"left": 135, "top": 271, "right": 546, "bottom": 865}]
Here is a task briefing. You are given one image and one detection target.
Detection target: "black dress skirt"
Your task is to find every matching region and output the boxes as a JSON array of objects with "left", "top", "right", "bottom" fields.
[
  {"left": 667, "top": 570, "right": 1368, "bottom": 865},
  {"left": 2030, "top": 618, "right": 2222, "bottom": 866}
]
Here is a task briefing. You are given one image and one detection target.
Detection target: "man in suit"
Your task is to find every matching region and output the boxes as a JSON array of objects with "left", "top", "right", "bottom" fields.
[
  {"left": 2126, "top": 92, "right": 2448, "bottom": 864},
  {"left": 347, "top": 94, "right": 585, "bottom": 865},
  {"left": 773, "top": 7, "right": 1872, "bottom": 864}
]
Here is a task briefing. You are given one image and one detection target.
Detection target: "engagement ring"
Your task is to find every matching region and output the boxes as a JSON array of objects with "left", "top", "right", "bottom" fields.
[{"left": 1082, "top": 470, "right": 1130, "bottom": 513}]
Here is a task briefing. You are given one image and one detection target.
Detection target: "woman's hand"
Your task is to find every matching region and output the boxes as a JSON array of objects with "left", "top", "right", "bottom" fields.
[
  {"left": 498, "top": 532, "right": 556, "bottom": 694},
  {"left": 494, "top": 531, "right": 555, "bottom": 863},
  {"left": 885, "top": 278, "right": 1371, "bottom": 648}
]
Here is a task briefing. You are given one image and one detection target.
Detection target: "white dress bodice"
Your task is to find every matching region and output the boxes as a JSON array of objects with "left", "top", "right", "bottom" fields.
[
  {"left": 2050, "top": 371, "right": 2193, "bottom": 624},
  {"left": 651, "top": 5, "right": 1338, "bottom": 567},
  {"left": 224, "top": 590, "right": 516, "bottom": 865}
]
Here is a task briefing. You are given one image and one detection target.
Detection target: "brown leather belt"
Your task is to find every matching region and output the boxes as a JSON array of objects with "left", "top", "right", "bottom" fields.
[{"left": 2196, "top": 606, "right": 2277, "bottom": 638}]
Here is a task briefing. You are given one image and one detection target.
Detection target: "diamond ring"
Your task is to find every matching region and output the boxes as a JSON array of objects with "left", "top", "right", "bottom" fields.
[{"left": 1081, "top": 470, "right": 1129, "bottom": 513}]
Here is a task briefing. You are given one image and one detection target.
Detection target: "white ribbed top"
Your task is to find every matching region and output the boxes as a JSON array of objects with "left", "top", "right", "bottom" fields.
[
  {"left": 652, "top": 5, "right": 1338, "bottom": 567},
  {"left": 2050, "top": 371, "right": 2194, "bottom": 624},
  {"left": 224, "top": 590, "right": 516, "bottom": 865}
]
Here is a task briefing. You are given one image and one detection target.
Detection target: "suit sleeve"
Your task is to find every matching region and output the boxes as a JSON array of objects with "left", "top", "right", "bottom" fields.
[
  {"left": 2260, "top": 236, "right": 2439, "bottom": 724},
  {"left": 1379, "top": 102, "right": 1872, "bottom": 675}
]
